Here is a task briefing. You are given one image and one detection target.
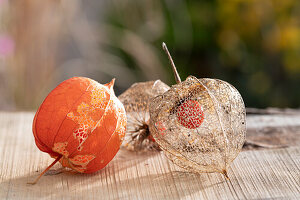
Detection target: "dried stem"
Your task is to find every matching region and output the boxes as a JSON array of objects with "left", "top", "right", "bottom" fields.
[
  {"left": 162, "top": 42, "right": 181, "bottom": 83},
  {"left": 27, "top": 155, "right": 63, "bottom": 185}
]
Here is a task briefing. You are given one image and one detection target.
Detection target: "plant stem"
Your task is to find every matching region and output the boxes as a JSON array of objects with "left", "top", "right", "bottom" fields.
[
  {"left": 27, "top": 155, "right": 63, "bottom": 185},
  {"left": 162, "top": 42, "right": 181, "bottom": 83}
]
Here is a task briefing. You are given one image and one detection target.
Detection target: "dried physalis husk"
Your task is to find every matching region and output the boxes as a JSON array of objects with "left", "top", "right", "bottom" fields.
[
  {"left": 149, "top": 43, "right": 246, "bottom": 178},
  {"left": 118, "top": 80, "right": 170, "bottom": 151}
]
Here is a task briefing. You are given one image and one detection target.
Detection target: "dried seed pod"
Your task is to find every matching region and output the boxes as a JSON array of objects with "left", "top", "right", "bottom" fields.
[
  {"left": 30, "top": 77, "right": 126, "bottom": 184},
  {"left": 149, "top": 43, "right": 246, "bottom": 178},
  {"left": 118, "top": 80, "right": 170, "bottom": 151}
]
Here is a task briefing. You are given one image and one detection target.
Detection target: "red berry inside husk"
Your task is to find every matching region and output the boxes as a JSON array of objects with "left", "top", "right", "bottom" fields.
[{"left": 176, "top": 99, "right": 204, "bottom": 129}]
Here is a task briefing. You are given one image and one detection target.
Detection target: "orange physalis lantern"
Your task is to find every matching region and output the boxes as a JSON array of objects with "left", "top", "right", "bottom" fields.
[{"left": 30, "top": 77, "right": 126, "bottom": 184}]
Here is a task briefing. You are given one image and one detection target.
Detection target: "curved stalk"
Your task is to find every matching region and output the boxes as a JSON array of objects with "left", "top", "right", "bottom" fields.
[
  {"left": 162, "top": 42, "right": 181, "bottom": 83},
  {"left": 27, "top": 155, "right": 63, "bottom": 185}
]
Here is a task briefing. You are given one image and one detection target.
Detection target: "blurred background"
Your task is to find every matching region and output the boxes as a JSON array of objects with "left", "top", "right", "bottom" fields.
[{"left": 0, "top": 0, "right": 299, "bottom": 110}]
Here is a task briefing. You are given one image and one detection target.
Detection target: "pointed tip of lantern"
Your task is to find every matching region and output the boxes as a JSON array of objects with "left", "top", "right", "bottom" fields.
[
  {"left": 105, "top": 78, "right": 115, "bottom": 90},
  {"left": 222, "top": 169, "right": 230, "bottom": 180}
]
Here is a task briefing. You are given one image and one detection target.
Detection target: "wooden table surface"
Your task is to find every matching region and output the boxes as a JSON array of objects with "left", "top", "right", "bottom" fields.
[{"left": 1, "top": 111, "right": 300, "bottom": 199}]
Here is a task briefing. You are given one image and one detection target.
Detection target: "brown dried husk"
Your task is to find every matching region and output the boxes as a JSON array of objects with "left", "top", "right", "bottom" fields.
[
  {"left": 118, "top": 80, "right": 170, "bottom": 151},
  {"left": 149, "top": 76, "right": 246, "bottom": 175}
]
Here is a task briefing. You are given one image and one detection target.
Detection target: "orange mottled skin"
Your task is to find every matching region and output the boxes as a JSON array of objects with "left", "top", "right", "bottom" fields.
[{"left": 33, "top": 77, "right": 126, "bottom": 173}]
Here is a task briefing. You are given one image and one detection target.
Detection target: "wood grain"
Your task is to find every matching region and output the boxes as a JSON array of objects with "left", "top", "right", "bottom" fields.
[
  {"left": 245, "top": 111, "right": 300, "bottom": 150},
  {"left": 1, "top": 112, "right": 300, "bottom": 199}
]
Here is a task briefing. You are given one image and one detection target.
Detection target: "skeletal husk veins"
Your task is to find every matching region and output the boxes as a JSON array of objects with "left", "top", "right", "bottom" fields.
[
  {"left": 149, "top": 76, "right": 246, "bottom": 176},
  {"left": 118, "top": 80, "right": 170, "bottom": 151}
]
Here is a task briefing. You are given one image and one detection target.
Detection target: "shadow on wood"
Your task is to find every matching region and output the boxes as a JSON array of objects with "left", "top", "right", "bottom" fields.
[{"left": 0, "top": 150, "right": 225, "bottom": 199}]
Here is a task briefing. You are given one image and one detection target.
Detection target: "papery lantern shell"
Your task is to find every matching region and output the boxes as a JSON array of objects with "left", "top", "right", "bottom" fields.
[
  {"left": 33, "top": 77, "right": 126, "bottom": 173},
  {"left": 118, "top": 80, "right": 170, "bottom": 150},
  {"left": 149, "top": 76, "right": 246, "bottom": 175}
]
